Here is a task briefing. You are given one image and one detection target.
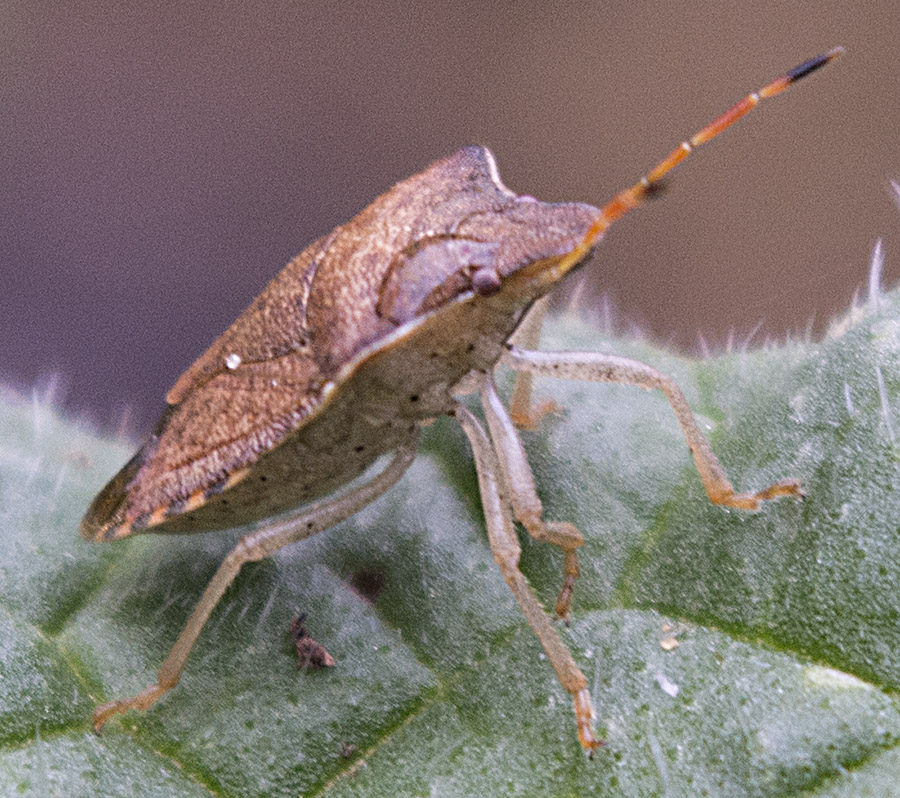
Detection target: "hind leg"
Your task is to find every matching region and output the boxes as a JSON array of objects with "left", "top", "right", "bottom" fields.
[{"left": 93, "top": 438, "right": 419, "bottom": 730}]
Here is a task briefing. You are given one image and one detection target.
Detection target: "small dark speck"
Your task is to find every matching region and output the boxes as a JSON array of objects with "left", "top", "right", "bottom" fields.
[
  {"left": 259, "top": 475, "right": 268, "bottom": 482},
  {"left": 409, "top": 394, "right": 419, "bottom": 403},
  {"left": 354, "top": 445, "right": 366, "bottom": 453},
  {"left": 466, "top": 343, "right": 475, "bottom": 353},
  {"left": 349, "top": 568, "right": 385, "bottom": 602}
]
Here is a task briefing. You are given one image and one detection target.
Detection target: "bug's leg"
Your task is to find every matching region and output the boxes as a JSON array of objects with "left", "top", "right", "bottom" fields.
[
  {"left": 455, "top": 404, "right": 602, "bottom": 754},
  {"left": 503, "top": 346, "right": 802, "bottom": 509},
  {"left": 480, "top": 373, "right": 583, "bottom": 621},
  {"left": 508, "top": 296, "right": 560, "bottom": 429},
  {"left": 92, "top": 436, "right": 419, "bottom": 731}
]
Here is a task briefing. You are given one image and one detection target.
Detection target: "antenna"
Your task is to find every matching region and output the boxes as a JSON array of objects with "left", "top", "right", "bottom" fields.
[{"left": 560, "top": 46, "right": 844, "bottom": 272}]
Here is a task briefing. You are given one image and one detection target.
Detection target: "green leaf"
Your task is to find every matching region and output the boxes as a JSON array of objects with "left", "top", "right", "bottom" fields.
[{"left": 3, "top": 293, "right": 900, "bottom": 797}]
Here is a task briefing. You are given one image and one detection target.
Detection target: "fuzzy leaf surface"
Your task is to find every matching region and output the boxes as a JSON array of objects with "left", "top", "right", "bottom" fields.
[{"left": 3, "top": 300, "right": 900, "bottom": 797}]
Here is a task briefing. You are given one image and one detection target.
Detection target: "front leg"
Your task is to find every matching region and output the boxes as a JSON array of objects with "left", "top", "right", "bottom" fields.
[
  {"left": 508, "top": 296, "right": 561, "bottom": 429},
  {"left": 502, "top": 346, "right": 802, "bottom": 510}
]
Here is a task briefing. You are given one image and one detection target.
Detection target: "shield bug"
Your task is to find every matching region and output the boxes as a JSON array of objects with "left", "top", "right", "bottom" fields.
[{"left": 82, "top": 48, "right": 842, "bottom": 751}]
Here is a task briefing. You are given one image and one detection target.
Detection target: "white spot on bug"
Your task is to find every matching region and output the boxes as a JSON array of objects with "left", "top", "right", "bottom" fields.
[
  {"left": 271, "top": 380, "right": 278, "bottom": 388},
  {"left": 875, "top": 363, "right": 895, "bottom": 442},
  {"left": 225, "top": 353, "right": 242, "bottom": 370},
  {"left": 868, "top": 238, "right": 884, "bottom": 313}
]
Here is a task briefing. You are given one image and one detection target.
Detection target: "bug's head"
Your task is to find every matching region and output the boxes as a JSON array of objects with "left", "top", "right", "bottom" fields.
[
  {"left": 376, "top": 146, "right": 602, "bottom": 325},
  {"left": 417, "top": 46, "right": 845, "bottom": 315}
]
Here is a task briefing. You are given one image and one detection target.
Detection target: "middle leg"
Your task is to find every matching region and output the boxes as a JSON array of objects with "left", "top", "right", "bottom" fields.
[
  {"left": 455, "top": 403, "right": 601, "bottom": 753},
  {"left": 480, "top": 372, "right": 584, "bottom": 621}
]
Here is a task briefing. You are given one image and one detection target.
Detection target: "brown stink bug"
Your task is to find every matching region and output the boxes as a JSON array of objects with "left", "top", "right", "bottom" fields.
[{"left": 82, "top": 48, "right": 842, "bottom": 751}]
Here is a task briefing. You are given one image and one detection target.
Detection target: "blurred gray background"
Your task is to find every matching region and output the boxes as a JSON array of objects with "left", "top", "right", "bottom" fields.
[{"left": 3, "top": 2, "right": 898, "bottom": 434}]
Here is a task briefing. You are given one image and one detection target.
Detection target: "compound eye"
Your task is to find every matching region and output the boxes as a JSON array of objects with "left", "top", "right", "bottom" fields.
[
  {"left": 378, "top": 237, "right": 499, "bottom": 324},
  {"left": 471, "top": 266, "right": 502, "bottom": 296}
]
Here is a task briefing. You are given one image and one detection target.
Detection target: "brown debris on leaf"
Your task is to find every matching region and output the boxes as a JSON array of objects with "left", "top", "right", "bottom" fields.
[{"left": 290, "top": 614, "right": 336, "bottom": 669}]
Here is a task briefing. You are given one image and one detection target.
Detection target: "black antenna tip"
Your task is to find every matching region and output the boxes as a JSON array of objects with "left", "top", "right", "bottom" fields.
[{"left": 786, "top": 46, "right": 844, "bottom": 85}]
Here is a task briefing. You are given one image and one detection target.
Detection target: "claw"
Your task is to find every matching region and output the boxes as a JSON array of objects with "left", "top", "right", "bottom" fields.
[
  {"left": 510, "top": 398, "right": 562, "bottom": 431},
  {"left": 92, "top": 683, "right": 169, "bottom": 732},
  {"left": 718, "top": 477, "right": 804, "bottom": 511},
  {"left": 573, "top": 688, "right": 604, "bottom": 753}
]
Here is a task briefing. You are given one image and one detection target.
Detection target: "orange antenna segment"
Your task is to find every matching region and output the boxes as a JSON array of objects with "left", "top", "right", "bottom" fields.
[{"left": 560, "top": 46, "right": 844, "bottom": 271}]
